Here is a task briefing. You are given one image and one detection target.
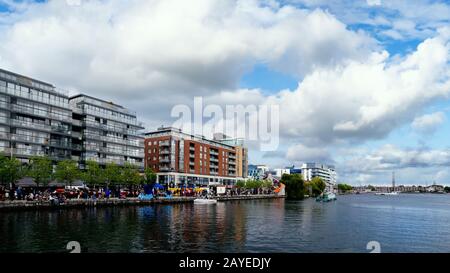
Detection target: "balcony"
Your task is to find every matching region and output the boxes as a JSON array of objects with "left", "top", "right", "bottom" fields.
[
  {"left": 210, "top": 150, "right": 218, "bottom": 156},
  {"left": 229, "top": 154, "right": 236, "bottom": 159},
  {"left": 160, "top": 149, "right": 170, "bottom": 155},
  {"left": 72, "top": 119, "right": 82, "bottom": 127},
  {"left": 189, "top": 161, "right": 195, "bottom": 166},
  {"left": 160, "top": 166, "right": 170, "bottom": 171},
  {"left": 189, "top": 152, "right": 195, "bottom": 158},
  {"left": 189, "top": 146, "right": 195, "bottom": 151},
  {"left": 10, "top": 119, "right": 51, "bottom": 132},
  {"left": 210, "top": 157, "right": 218, "bottom": 162},
  {"left": 50, "top": 141, "right": 72, "bottom": 149},
  {"left": 51, "top": 125, "right": 71, "bottom": 135},
  {"left": 71, "top": 131, "right": 82, "bottom": 139},
  {"left": 11, "top": 134, "right": 48, "bottom": 145},
  {"left": 159, "top": 157, "right": 170, "bottom": 163},
  {"left": 72, "top": 144, "right": 82, "bottom": 151},
  {"left": 71, "top": 155, "right": 80, "bottom": 161},
  {"left": 159, "top": 140, "right": 170, "bottom": 146}
]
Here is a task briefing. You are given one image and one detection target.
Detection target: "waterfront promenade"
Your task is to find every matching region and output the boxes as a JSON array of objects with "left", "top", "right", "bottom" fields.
[{"left": 0, "top": 194, "right": 284, "bottom": 211}]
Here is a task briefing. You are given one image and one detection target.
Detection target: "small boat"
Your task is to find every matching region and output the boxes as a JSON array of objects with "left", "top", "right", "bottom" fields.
[
  {"left": 375, "top": 192, "right": 399, "bottom": 196},
  {"left": 316, "top": 192, "right": 337, "bottom": 202},
  {"left": 194, "top": 198, "right": 217, "bottom": 204}
]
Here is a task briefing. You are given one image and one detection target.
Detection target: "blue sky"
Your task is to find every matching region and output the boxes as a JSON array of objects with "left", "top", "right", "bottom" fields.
[{"left": 1, "top": 0, "right": 450, "bottom": 185}]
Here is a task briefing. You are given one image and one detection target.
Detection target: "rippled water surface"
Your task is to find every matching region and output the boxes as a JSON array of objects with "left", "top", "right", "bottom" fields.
[{"left": 1, "top": 194, "right": 450, "bottom": 253}]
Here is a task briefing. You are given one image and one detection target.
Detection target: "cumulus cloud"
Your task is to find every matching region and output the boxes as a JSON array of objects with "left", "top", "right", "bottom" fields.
[
  {"left": 0, "top": 0, "right": 374, "bottom": 96},
  {"left": 411, "top": 112, "right": 446, "bottom": 134},
  {"left": 286, "top": 144, "right": 332, "bottom": 163},
  {"left": 337, "top": 144, "right": 450, "bottom": 185},
  {"left": 264, "top": 29, "right": 450, "bottom": 144}
]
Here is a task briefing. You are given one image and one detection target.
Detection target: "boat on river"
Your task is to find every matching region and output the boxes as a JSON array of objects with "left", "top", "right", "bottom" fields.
[
  {"left": 194, "top": 198, "right": 217, "bottom": 204},
  {"left": 316, "top": 192, "right": 337, "bottom": 202},
  {"left": 375, "top": 192, "right": 399, "bottom": 196}
]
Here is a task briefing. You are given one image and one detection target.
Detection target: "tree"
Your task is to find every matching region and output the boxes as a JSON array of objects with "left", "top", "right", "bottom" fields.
[
  {"left": 83, "top": 160, "right": 103, "bottom": 188},
  {"left": 338, "top": 183, "right": 353, "bottom": 193},
  {"left": 104, "top": 162, "right": 120, "bottom": 189},
  {"left": 281, "top": 174, "right": 305, "bottom": 200},
  {"left": 236, "top": 181, "right": 245, "bottom": 188},
  {"left": 444, "top": 186, "right": 450, "bottom": 193},
  {"left": 120, "top": 162, "right": 141, "bottom": 189},
  {"left": 311, "top": 177, "right": 326, "bottom": 196},
  {"left": 28, "top": 156, "right": 53, "bottom": 188},
  {"left": 262, "top": 180, "right": 273, "bottom": 189},
  {"left": 0, "top": 156, "right": 25, "bottom": 187},
  {"left": 54, "top": 160, "right": 81, "bottom": 186},
  {"left": 144, "top": 167, "right": 157, "bottom": 184}
]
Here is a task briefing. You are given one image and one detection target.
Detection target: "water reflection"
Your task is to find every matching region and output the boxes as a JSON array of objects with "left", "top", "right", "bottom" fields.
[{"left": 1, "top": 195, "right": 450, "bottom": 253}]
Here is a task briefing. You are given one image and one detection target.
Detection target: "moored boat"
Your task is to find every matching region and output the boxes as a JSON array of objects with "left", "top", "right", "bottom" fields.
[
  {"left": 316, "top": 192, "right": 337, "bottom": 202},
  {"left": 194, "top": 198, "right": 217, "bottom": 204}
]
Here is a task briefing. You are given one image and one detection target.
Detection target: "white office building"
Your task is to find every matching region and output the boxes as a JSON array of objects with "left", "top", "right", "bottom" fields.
[{"left": 301, "top": 163, "right": 337, "bottom": 191}]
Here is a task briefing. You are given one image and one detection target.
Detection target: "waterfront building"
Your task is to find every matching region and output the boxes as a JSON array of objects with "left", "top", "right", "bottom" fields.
[
  {"left": 213, "top": 133, "right": 248, "bottom": 178},
  {"left": 144, "top": 127, "right": 244, "bottom": 187},
  {"left": 248, "top": 164, "right": 269, "bottom": 180},
  {"left": 273, "top": 168, "right": 291, "bottom": 177},
  {"left": 301, "top": 163, "right": 337, "bottom": 191},
  {"left": 0, "top": 68, "right": 73, "bottom": 163},
  {"left": 0, "top": 68, "right": 145, "bottom": 169},
  {"left": 69, "top": 95, "right": 145, "bottom": 169}
]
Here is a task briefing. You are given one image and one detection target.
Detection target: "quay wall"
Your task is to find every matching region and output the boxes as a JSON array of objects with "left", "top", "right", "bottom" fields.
[{"left": 0, "top": 194, "right": 285, "bottom": 212}]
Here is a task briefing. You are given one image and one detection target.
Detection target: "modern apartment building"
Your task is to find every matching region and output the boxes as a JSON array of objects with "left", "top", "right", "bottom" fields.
[
  {"left": 301, "top": 163, "right": 337, "bottom": 190},
  {"left": 213, "top": 133, "right": 248, "bottom": 178},
  {"left": 0, "top": 68, "right": 73, "bottom": 163},
  {"left": 70, "top": 95, "right": 144, "bottom": 169},
  {"left": 0, "top": 68, "right": 144, "bottom": 169},
  {"left": 145, "top": 127, "right": 244, "bottom": 187},
  {"left": 248, "top": 164, "right": 269, "bottom": 180}
]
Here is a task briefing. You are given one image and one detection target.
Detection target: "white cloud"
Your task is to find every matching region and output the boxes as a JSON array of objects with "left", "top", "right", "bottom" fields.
[
  {"left": 336, "top": 144, "right": 450, "bottom": 185},
  {"left": 286, "top": 143, "right": 331, "bottom": 163},
  {"left": 412, "top": 112, "right": 446, "bottom": 134},
  {"left": 264, "top": 29, "right": 450, "bottom": 144},
  {"left": 366, "top": 0, "right": 381, "bottom": 7},
  {"left": 0, "top": 0, "right": 374, "bottom": 97}
]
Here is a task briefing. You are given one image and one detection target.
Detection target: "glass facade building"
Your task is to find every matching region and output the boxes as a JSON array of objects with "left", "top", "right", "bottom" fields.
[
  {"left": 70, "top": 95, "right": 144, "bottom": 169},
  {"left": 0, "top": 69, "right": 72, "bottom": 162},
  {"left": 0, "top": 68, "right": 144, "bottom": 169}
]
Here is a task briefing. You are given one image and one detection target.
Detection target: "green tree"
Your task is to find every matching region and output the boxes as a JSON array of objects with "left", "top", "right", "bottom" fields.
[
  {"left": 236, "top": 181, "right": 245, "bottom": 188},
  {"left": 54, "top": 160, "right": 81, "bottom": 186},
  {"left": 120, "top": 162, "right": 141, "bottom": 189},
  {"left": 28, "top": 156, "right": 53, "bottom": 188},
  {"left": 0, "top": 156, "right": 25, "bottom": 187},
  {"left": 104, "top": 162, "right": 120, "bottom": 189},
  {"left": 444, "top": 186, "right": 450, "bottom": 193},
  {"left": 262, "top": 180, "right": 273, "bottom": 188},
  {"left": 338, "top": 183, "right": 353, "bottom": 193},
  {"left": 144, "top": 167, "right": 157, "bottom": 184},
  {"left": 311, "top": 177, "right": 326, "bottom": 196},
  {"left": 83, "top": 160, "right": 104, "bottom": 188},
  {"left": 281, "top": 174, "right": 305, "bottom": 200}
]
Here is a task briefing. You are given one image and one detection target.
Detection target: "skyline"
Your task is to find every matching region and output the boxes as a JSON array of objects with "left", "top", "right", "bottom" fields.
[{"left": 1, "top": 0, "right": 450, "bottom": 185}]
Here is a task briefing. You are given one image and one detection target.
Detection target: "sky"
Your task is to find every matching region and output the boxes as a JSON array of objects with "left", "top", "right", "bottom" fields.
[{"left": 1, "top": 0, "right": 450, "bottom": 185}]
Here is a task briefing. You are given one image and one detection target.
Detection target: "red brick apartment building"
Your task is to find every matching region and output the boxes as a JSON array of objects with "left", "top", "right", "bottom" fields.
[{"left": 145, "top": 127, "right": 245, "bottom": 187}]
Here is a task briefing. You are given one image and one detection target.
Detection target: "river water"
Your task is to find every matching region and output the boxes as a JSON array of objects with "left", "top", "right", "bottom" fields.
[{"left": 1, "top": 193, "right": 450, "bottom": 253}]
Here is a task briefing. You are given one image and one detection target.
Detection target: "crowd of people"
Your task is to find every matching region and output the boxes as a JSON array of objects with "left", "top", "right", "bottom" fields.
[
  {"left": 0, "top": 185, "right": 143, "bottom": 203},
  {"left": 0, "top": 183, "right": 276, "bottom": 203}
]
